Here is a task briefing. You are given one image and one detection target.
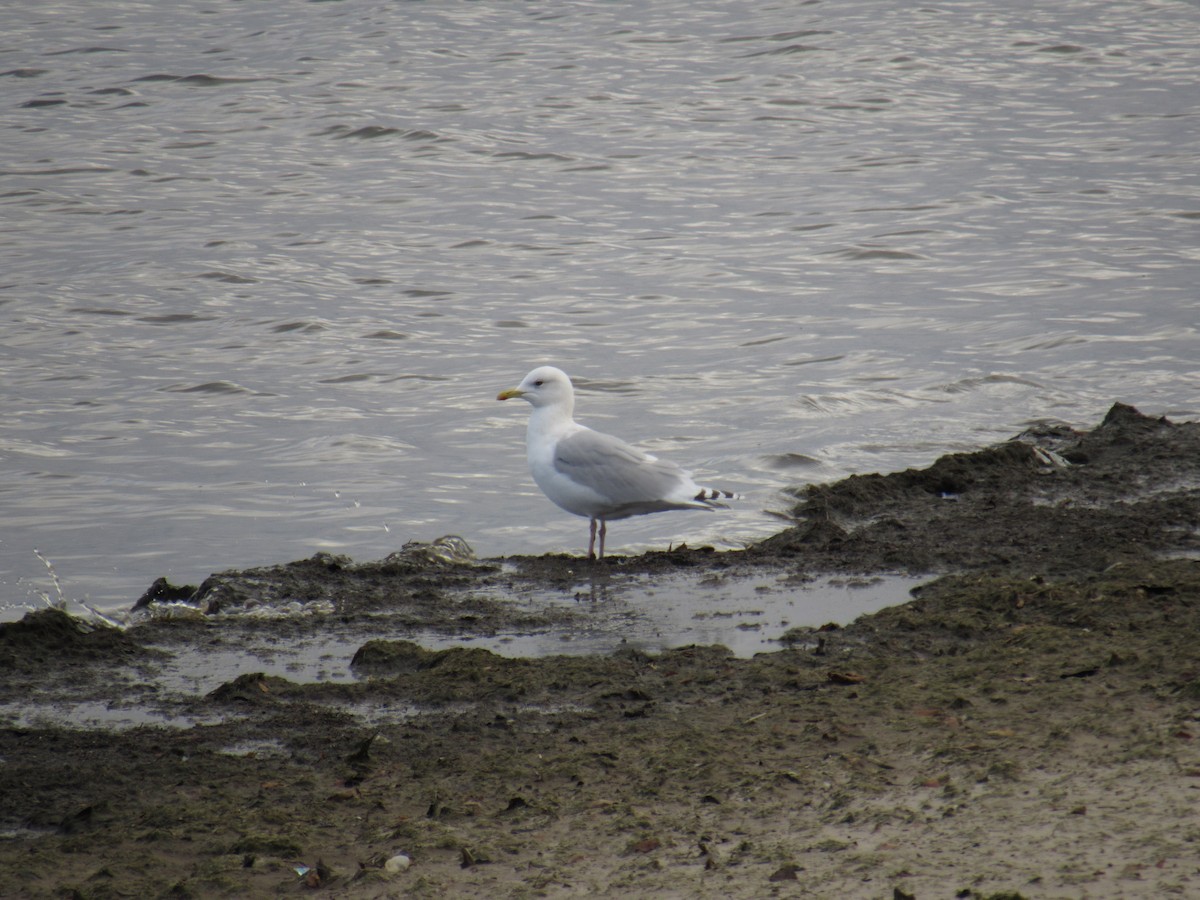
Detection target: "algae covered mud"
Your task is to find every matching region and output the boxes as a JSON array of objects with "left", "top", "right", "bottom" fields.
[{"left": 2, "top": 404, "right": 1199, "bottom": 899}]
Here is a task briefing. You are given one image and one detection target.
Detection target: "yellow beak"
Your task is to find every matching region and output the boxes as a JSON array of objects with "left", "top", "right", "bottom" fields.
[{"left": 497, "top": 388, "right": 525, "bottom": 401}]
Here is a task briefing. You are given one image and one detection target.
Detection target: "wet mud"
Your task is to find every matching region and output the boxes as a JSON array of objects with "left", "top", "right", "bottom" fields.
[{"left": 2, "top": 403, "right": 1199, "bottom": 898}]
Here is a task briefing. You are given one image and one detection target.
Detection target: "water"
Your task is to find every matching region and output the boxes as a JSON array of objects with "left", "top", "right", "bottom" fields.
[
  {"left": 3, "top": 0, "right": 1198, "bottom": 618},
  {"left": 0, "top": 572, "right": 921, "bottom": 730}
]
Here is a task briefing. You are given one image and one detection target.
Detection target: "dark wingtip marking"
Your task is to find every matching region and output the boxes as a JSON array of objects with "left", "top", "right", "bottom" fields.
[{"left": 696, "top": 488, "right": 739, "bottom": 501}]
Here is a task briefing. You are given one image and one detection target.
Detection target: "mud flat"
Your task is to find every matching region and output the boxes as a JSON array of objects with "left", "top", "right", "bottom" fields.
[{"left": 2, "top": 403, "right": 1199, "bottom": 899}]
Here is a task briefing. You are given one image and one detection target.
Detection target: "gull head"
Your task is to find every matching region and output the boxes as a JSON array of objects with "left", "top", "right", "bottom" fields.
[{"left": 497, "top": 365, "right": 574, "bottom": 409}]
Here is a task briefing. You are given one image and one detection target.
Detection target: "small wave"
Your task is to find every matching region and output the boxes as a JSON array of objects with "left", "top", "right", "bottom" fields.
[
  {"left": 762, "top": 452, "right": 823, "bottom": 470},
  {"left": 939, "top": 375, "right": 1045, "bottom": 394},
  {"left": 271, "top": 321, "right": 327, "bottom": 334},
  {"left": 318, "top": 373, "right": 383, "bottom": 384},
  {"left": 740, "top": 334, "right": 791, "bottom": 348},
  {"left": 134, "top": 73, "right": 280, "bottom": 86},
  {"left": 363, "top": 330, "right": 408, "bottom": 340},
  {"left": 491, "top": 150, "right": 575, "bottom": 162},
  {"left": 578, "top": 379, "right": 638, "bottom": 395},
  {"left": 380, "top": 374, "right": 452, "bottom": 383},
  {"left": 402, "top": 288, "right": 453, "bottom": 298},
  {"left": 197, "top": 271, "right": 258, "bottom": 284},
  {"left": 67, "top": 307, "right": 134, "bottom": 317},
  {"left": 3, "top": 166, "right": 117, "bottom": 176},
  {"left": 739, "top": 44, "right": 825, "bottom": 58},
  {"left": 138, "top": 313, "right": 215, "bottom": 325},
  {"left": 721, "top": 30, "right": 831, "bottom": 44},
  {"left": 826, "top": 246, "right": 927, "bottom": 261},
  {"left": 784, "top": 355, "right": 845, "bottom": 367},
  {"left": 161, "top": 381, "right": 253, "bottom": 395},
  {"left": 329, "top": 125, "right": 447, "bottom": 141},
  {"left": 1033, "top": 44, "right": 1087, "bottom": 55},
  {"left": 47, "top": 46, "right": 127, "bottom": 56},
  {"left": 336, "top": 125, "right": 401, "bottom": 140}
]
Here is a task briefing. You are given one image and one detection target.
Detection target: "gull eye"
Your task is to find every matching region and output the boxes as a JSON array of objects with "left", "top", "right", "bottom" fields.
[{"left": 534, "top": 379, "right": 544, "bottom": 387}]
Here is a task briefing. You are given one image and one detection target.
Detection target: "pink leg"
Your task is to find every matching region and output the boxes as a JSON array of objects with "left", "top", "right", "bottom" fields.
[
  {"left": 598, "top": 520, "right": 607, "bottom": 559},
  {"left": 588, "top": 518, "right": 597, "bottom": 560}
]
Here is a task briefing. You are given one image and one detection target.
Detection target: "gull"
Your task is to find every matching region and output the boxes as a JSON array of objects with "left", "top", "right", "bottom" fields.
[{"left": 497, "top": 365, "right": 738, "bottom": 559}]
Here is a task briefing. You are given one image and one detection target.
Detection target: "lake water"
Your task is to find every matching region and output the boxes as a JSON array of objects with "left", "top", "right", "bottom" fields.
[{"left": 3, "top": 0, "right": 1198, "bottom": 619}]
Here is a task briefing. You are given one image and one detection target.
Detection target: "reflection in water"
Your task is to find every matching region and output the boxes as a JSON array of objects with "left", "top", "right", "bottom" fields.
[
  {"left": 571, "top": 573, "right": 615, "bottom": 606},
  {"left": 453, "top": 571, "right": 926, "bottom": 659}
]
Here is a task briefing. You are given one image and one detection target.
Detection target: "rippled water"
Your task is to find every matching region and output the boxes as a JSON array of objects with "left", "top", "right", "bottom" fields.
[{"left": 3, "top": 0, "right": 1198, "bottom": 617}]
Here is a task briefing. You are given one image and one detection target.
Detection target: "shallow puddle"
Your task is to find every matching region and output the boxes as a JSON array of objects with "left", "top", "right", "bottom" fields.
[
  {"left": 435, "top": 571, "right": 926, "bottom": 658},
  {"left": 0, "top": 571, "right": 924, "bottom": 730}
]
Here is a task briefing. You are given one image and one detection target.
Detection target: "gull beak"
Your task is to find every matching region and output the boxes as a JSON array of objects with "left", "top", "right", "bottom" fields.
[{"left": 497, "top": 387, "right": 525, "bottom": 401}]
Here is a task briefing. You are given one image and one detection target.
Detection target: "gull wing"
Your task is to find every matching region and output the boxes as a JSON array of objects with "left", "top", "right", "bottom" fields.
[{"left": 552, "top": 427, "right": 699, "bottom": 513}]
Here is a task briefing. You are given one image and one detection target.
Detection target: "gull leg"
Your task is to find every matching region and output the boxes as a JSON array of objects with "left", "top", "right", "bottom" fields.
[
  {"left": 588, "top": 518, "right": 597, "bottom": 560},
  {"left": 598, "top": 520, "right": 607, "bottom": 559}
]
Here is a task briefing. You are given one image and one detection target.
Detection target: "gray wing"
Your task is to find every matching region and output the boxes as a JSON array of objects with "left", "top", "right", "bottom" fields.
[{"left": 553, "top": 428, "right": 690, "bottom": 507}]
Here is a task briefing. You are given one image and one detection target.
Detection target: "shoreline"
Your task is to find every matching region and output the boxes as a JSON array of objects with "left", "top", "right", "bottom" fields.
[{"left": 2, "top": 403, "right": 1198, "bottom": 898}]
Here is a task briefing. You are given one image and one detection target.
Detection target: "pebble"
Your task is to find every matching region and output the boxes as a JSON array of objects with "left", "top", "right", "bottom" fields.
[{"left": 384, "top": 854, "right": 412, "bottom": 874}]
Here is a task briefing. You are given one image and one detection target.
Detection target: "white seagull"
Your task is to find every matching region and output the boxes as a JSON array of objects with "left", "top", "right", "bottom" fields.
[{"left": 497, "top": 365, "right": 738, "bottom": 559}]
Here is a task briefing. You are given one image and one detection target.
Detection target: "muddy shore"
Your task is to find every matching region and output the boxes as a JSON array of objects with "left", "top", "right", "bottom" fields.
[{"left": 2, "top": 403, "right": 1199, "bottom": 899}]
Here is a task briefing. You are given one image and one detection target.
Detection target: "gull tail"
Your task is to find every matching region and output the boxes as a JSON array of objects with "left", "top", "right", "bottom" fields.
[{"left": 692, "top": 487, "right": 741, "bottom": 508}]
